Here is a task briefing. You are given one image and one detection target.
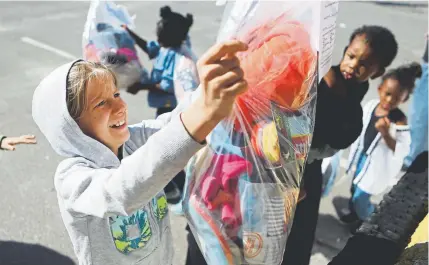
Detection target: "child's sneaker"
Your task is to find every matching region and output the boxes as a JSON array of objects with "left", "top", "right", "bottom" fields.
[
  {"left": 333, "top": 196, "right": 359, "bottom": 224},
  {"left": 339, "top": 211, "right": 360, "bottom": 224}
]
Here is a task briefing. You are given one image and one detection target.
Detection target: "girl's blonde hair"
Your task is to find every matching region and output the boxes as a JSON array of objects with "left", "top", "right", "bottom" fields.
[{"left": 66, "top": 61, "right": 117, "bottom": 120}]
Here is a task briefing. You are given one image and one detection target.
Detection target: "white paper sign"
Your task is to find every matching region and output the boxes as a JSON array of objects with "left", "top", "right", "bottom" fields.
[{"left": 318, "top": 0, "right": 339, "bottom": 81}]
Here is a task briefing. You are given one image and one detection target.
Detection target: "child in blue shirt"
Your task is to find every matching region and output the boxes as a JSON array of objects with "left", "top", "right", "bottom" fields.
[{"left": 124, "top": 6, "right": 197, "bottom": 117}]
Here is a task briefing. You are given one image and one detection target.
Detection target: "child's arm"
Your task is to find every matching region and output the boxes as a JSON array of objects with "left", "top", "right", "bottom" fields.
[
  {"left": 376, "top": 117, "right": 397, "bottom": 151},
  {"left": 0, "top": 134, "right": 37, "bottom": 151},
  {"left": 376, "top": 117, "right": 410, "bottom": 152},
  {"left": 57, "top": 112, "right": 206, "bottom": 218},
  {"left": 314, "top": 70, "right": 364, "bottom": 150},
  {"left": 126, "top": 82, "right": 171, "bottom": 95},
  {"left": 122, "top": 26, "right": 150, "bottom": 56},
  {"left": 382, "top": 133, "right": 396, "bottom": 152},
  {"left": 58, "top": 91, "right": 201, "bottom": 219},
  {"left": 127, "top": 88, "right": 199, "bottom": 147}
]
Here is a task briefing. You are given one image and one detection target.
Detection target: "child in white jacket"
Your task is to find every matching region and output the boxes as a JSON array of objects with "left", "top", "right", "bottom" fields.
[
  {"left": 32, "top": 40, "right": 248, "bottom": 265},
  {"left": 341, "top": 63, "right": 422, "bottom": 227}
]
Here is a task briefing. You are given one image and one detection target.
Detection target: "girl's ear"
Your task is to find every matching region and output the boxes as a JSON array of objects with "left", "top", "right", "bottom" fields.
[{"left": 371, "top": 67, "right": 385, "bottom": 80}]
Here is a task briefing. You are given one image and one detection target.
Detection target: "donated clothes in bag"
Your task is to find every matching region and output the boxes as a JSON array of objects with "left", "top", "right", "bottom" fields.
[
  {"left": 82, "top": 0, "right": 149, "bottom": 89},
  {"left": 182, "top": 1, "right": 339, "bottom": 265}
]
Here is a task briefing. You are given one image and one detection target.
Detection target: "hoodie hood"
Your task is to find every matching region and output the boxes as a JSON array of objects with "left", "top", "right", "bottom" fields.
[{"left": 32, "top": 60, "right": 120, "bottom": 168}]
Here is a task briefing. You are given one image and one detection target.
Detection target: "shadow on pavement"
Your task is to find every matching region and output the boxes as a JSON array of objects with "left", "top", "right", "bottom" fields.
[
  {"left": 312, "top": 213, "right": 351, "bottom": 262},
  {"left": 332, "top": 196, "right": 350, "bottom": 218},
  {"left": 0, "top": 241, "right": 75, "bottom": 265}
]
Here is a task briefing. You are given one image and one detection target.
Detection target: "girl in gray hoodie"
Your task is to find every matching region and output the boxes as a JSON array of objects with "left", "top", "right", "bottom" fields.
[{"left": 32, "top": 40, "right": 248, "bottom": 265}]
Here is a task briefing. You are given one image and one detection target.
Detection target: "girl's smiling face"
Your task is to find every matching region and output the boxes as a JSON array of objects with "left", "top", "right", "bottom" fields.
[{"left": 77, "top": 74, "right": 129, "bottom": 155}]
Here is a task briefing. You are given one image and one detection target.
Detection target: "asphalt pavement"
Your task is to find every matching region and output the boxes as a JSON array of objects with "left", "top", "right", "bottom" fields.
[{"left": 0, "top": 1, "right": 427, "bottom": 265}]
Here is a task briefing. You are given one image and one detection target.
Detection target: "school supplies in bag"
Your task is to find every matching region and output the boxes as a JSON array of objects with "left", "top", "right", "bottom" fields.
[
  {"left": 182, "top": 1, "right": 339, "bottom": 264},
  {"left": 82, "top": 0, "right": 149, "bottom": 89}
]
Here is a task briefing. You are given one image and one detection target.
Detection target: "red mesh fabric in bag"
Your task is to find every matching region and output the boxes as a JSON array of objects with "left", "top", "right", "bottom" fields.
[{"left": 234, "top": 14, "right": 316, "bottom": 131}]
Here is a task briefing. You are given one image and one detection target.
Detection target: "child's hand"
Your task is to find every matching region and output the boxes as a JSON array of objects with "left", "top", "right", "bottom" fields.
[
  {"left": 126, "top": 82, "right": 146, "bottom": 95},
  {"left": 1, "top": 135, "right": 37, "bottom": 151},
  {"left": 375, "top": 117, "right": 391, "bottom": 136},
  {"left": 196, "top": 40, "right": 248, "bottom": 121},
  {"left": 181, "top": 40, "right": 248, "bottom": 143}
]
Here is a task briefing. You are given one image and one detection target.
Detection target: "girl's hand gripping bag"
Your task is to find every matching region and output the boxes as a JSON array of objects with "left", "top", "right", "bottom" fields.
[
  {"left": 181, "top": 1, "right": 338, "bottom": 265},
  {"left": 82, "top": 0, "right": 149, "bottom": 89}
]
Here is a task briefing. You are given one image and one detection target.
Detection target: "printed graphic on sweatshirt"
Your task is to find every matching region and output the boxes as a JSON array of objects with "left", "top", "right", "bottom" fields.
[
  {"left": 109, "top": 209, "right": 152, "bottom": 254},
  {"left": 152, "top": 193, "right": 168, "bottom": 221}
]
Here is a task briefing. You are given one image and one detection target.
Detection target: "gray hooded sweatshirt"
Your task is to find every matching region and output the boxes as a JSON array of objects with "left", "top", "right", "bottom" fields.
[{"left": 32, "top": 60, "right": 203, "bottom": 265}]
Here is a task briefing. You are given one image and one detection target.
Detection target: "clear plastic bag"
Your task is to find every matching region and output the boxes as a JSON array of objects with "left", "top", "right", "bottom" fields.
[
  {"left": 173, "top": 37, "right": 200, "bottom": 103},
  {"left": 82, "top": 0, "right": 149, "bottom": 89},
  {"left": 182, "top": 1, "right": 326, "bottom": 265},
  {"left": 173, "top": 55, "right": 199, "bottom": 102}
]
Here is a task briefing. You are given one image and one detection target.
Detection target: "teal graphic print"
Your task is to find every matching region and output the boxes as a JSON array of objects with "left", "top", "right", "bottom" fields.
[
  {"left": 152, "top": 193, "right": 168, "bottom": 221},
  {"left": 110, "top": 209, "right": 152, "bottom": 254}
]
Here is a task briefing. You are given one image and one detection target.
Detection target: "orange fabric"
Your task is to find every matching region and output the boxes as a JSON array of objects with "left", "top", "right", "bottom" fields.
[{"left": 234, "top": 14, "right": 316, "bottom": 131}]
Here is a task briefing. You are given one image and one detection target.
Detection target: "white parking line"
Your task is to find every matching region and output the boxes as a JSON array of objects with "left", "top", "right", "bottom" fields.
[
  {"left": 0, "top": 25, "right": 9, "bottom": 32},
  {"left": 21, "top": 36, "right": 77, "bottom": 60}
]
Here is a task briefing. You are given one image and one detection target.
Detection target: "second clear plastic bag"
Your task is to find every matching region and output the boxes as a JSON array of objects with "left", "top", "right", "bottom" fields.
[
  {"left": 182, "top": 1, "right": 322, "bottom": 265},
  {"left": 82, "top": 0, "right": 149, "bottom": 89}
]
